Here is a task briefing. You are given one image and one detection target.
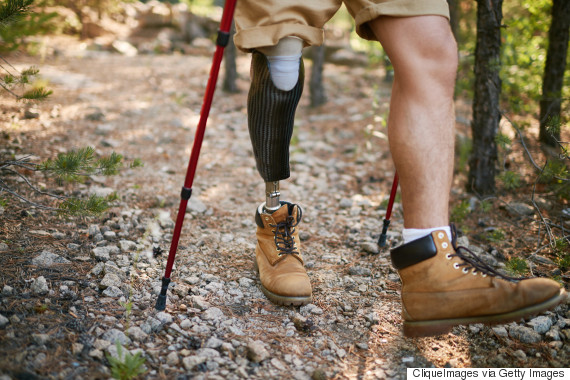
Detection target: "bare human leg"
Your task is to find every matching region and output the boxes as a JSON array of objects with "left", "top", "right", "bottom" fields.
[{"left": 370, "top": 15, "right": 457, "bottom": 229}]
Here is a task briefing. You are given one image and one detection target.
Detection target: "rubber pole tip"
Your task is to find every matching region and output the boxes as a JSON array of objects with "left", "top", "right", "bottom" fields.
[
  {"left": 155, "top": 294, "right": 167, "bottom": 311},
  {"left": 378, "top": 234, "right": 387, "bottom": 248}
]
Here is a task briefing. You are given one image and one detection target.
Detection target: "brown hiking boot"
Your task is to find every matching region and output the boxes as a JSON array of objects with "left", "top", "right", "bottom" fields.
[
  {"left": 390, "top": 227, "right": 567, "bottom": 337},
  {"left": 254, "top": 202, "right": 312, "bottom": 306}
]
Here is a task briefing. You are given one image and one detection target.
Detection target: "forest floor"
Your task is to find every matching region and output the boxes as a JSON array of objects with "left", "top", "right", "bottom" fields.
[{"left": 0, "top": 36, "right": 569, "bottom": 379}]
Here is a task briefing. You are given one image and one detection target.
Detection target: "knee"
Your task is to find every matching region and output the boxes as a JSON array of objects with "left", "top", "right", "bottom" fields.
[
  {"left": 392, "top": 31, "right": 458, "bottom": 92},
  {"left": 415, "top": 33, "right": 458, "bottom": 89}
]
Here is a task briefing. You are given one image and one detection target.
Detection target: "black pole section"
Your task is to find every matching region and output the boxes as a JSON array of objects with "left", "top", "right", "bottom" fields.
[
  {"left": 377, "top": 219, "right": 391, "bottom": 248},
  {"left": 155, "top": 277, "right": 171, "bottom": 311}
]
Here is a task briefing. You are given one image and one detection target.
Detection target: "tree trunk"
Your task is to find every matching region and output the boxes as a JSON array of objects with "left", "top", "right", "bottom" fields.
[
  {"left": 309, "top": 44, "right": 327, "bottom": 107},
  {"left": 539, "top": 0, "right": 570, "bottom": 147},
  {"left": 468, "top": 0, "right": 503, "bottom": 195},
  {"left": 223, "top": 22, "right": 239, "bottom": 93}
]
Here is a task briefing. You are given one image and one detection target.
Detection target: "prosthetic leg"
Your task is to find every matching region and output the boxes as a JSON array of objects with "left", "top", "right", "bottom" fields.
[{"left": 248, "top": 38, "right": 312, "bottom": 306}]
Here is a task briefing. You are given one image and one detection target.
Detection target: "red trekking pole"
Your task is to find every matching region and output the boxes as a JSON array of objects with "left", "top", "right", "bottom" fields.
[
  {"left": 155, "top": 0, "right": 238, "bottom": 311},
  {"left": 378, "top": 172, "right": 399, "bottom": 248}
]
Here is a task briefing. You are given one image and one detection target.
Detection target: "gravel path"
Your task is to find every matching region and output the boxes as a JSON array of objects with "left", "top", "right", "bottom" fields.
[{"left": 0, "top": 42, "right": 568, "bottom": 379}]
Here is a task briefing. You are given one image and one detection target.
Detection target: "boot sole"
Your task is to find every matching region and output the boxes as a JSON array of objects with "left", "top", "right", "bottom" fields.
[
  {"left": 259, "top": 284, "right": 312, "bottom": 306},
  {"left": 403, "top": 288, "right": 568, "bottom": 338},
  {"left": 254, "top": 259, "right": 312, "bottom": 306}
]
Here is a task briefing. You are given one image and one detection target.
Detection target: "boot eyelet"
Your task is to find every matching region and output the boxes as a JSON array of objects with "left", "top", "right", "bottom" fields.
[
  {"left": 482, "top": 274, "right": 487, "bottom": 277},
  {"left": 438, "top": 232, "right": 444, "bottom": 239},
  {"left": 453, "top": 263, "right": 460, "bottom": 269},
  {"left": 472, "top": 271, "right": 478, "bottom": 275},
  {"left": 442, "top": 242, "right": 448, "bottom": 249},
  {"left": 462, "top": 268, "right": 469, "bottom": 274},
  {"left": 445, "top": 254, "right": 452, "bottom": 260}
]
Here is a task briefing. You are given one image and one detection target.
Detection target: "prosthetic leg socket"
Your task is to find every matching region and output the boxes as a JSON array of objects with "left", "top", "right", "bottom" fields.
[{"left": 248, "top": 51, "right": 304, "bottom": 182}]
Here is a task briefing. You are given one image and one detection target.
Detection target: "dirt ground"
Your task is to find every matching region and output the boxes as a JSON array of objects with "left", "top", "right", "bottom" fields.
[{"left": 0, "top": 35, "right": 568, "bottom": 379}]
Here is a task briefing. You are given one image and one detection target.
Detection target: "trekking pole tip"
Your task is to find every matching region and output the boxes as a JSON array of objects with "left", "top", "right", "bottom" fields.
[
  {"left": 155, "top": 294, "right": 167, "bottom": 311},
  {"left": 377, "top": 219, "right": 391, "bottom": 248},
  {"left": 154, "top": 277, "right": 171, "bottom": 311}
]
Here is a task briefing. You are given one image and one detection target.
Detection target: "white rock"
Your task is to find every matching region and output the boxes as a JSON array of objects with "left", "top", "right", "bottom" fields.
[
  {"left": 32, "top": 251, "right": 71, "bottom": 266},
  {"left": 166, "top": 351, "right": 179, "bottom": 366},
  {"left": 247, "top": 341, "right": 269, "bottom": 363},
  {"left": 0, "top": 314, "right": 9, "bottom": 328},
  {"left": 31, "top": 276, "right": 49, "bottom": 295},
  {"left": 182, "top": 355, "right": 206, "bottom": 371}
]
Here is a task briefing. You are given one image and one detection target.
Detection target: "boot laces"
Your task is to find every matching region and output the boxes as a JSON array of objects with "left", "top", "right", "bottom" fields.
[
  {"left": 270, "top": 207, "right": 302, "bottom": 256},
  {"left": 449, "top": 225, "right": 524, "bottom": 282}
]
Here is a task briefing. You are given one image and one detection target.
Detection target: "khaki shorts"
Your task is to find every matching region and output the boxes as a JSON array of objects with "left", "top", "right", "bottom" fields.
[{"left": 234, "top": 0, "right": 450, "bottom": 51}]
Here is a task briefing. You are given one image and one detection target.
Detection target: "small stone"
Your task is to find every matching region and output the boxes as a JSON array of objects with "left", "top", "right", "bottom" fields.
[
  {"left": 88, "top": 225, "right": 101, "bottom": 237},
  {"left": 271, "top": 358, "right": 286, "bottom": 370},
  {"left": 360, "top": 241, "right": 379, "bottom": 255},
  {"left": 31, "top": 276, "right": 49, "bottom": 295},
  {"left": 339, "top": 198, "right": 353, "bottom": 208},
  {"left": 72, "top": 343, "right": 84, "bottom": 355},
  {"left": 202, "top": 307, "right": 225, "bottom": 321},
  {"left": 102, "top": 329, "right": 131, "bottom": 346},
  {"left": 102, "top": 286, "right": 123, "bottom": 297},
  {"left": 166, "top": 351, "right": 179, "bottom": 366},
  {"left": 238, "top": 277, "right": 255, "bottom": 288},
  {"left": 190, "top": 295, "right": 211, "bottom": 311},
  {"left": 127, "top": 326, "right": 148, "bottom": 342},
  {"left": 119, "top": 240, "right": 137, "bottom": 252},
  {"left": 348, "top": 266, "right": 372, "bottom": 276},
  {"left": 0, "top": 242, "right": 9, "bottom": 252},
  {"left": 182, "top": 355, "right": 206, "bottom": 371},
  {"left": 0, "top": 314, "right": 9, "bottom": 328},
  {"left": 506, "top": 202, "right": 535, "bottom": 216},
  {"left": 513, "top": 350, "right": 527, "bottom": 361},
  {"left": 103, "top": 231, "right": 117, "bottom": 240},
  {"left": 312, "top": 368, "right": 328, "bottom": 380},
  {"left": 206, "top": 337, "right": 223, "bottom": 349},
  {"left": 2, "top": 285, "right": 13, "bottom": 296},
  {"left": 92, "top": 246, "right": 116, "bottom": 261},
  {"left": 247, "top": 340, "right": 269, "bottom": 363},
  {"left": 99, "top": 273, "right": 122, "bottom": 290},
  {"left": 509, "top": 325, "right": 542, "bottom": 344},
  {"left": 32, "top": 333, "right": 51, "bottom": 345},
  {"left": 32, "top": 251, "right": 71, "bottom": 266},
  {"left": 155, "top": 312, "right": 173, "bottom": 325},
  {"left": 528, "top": 316, "right": 552, "bottom": 334},
  {"left": 88, "top": 349, "right": 104, "bottom": 360},
  {"left": 356, "top": 342, "right": 369, "bottom": 350},
  {"left": 180, "top": 319, "right": 192, "bottom": 330},
  {"left": 52, "top": 231, "right": 66, "bottom": 239},
  {"left": 492, "top": 326, "right": 509, "bottom": 338}
]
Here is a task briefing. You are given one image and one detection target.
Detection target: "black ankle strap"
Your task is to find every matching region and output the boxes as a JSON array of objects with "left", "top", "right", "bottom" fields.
[{"left": 390, "top": 233, "right": 438, "bottom": 270}]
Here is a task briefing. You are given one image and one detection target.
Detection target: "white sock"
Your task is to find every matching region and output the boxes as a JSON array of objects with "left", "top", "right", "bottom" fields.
[
  {"left": 266, "top": 54, "right": 302, "bottom": 91},
  {"left": 402, "top": 226, "right": 452, "bottom": 244}
]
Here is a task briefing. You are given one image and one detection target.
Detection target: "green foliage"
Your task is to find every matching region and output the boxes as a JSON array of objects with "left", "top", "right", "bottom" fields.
[
  {"left": 456, "top": 136, "right": 472, "bottom": 173},
  {"left": 499, "top": 170, "right": 522, "bottom": 190},
  {"left": 0, "top": 0, "right": 57, "bottom": 52},
  {"left": 555, "top": 238, "right": 570, "bottom": 271},
  {"left": 494, "top": 133, "right": 512, "bottom": 150},
  {"left": 0, "top": 0, "right": 33, "bottom": 27},
  {"left": 41, "top": 147, "right": 96, "bottom": 183},
  {"left": 451, "top": 200, "right": 471, "bottom": 223},
  {"left": 58, "top": 193, "right": 117, "bottom": 216},
  {"left": 106, "top": 342, "right": 147, "bottom": 380},
  {"left": 505, "top": 257, "right": 529, "bottom": 276},
  {"left": 485, "top": 228, "right": 505, "bottom": 243},
  {"left": 1, "top": 59, "right": 51, "bottom": 101},
  {"left": 479, "top": 200, "right": 493, "bottom": 213}
]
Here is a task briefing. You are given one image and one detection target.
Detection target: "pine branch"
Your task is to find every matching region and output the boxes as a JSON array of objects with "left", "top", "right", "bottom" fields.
[{"left": 0, "top": 0, "right": 34, "bottom": 28}]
